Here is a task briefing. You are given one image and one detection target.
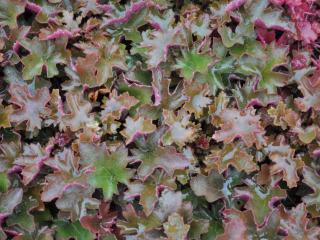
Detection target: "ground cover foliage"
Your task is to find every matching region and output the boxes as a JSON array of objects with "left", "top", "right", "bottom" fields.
[{"left": 1, "top": 0, "right": 320, "bottom": 239}]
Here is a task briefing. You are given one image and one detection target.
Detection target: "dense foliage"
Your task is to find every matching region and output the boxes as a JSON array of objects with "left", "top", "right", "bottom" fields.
[{"left": 1, "top": 0, "right": 320, "bottom": 239}]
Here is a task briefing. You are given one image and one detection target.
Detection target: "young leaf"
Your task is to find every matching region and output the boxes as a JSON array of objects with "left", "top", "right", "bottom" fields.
[
  {"left": 183, "top": 82, "right": 212, "bottom": 118},
  {"left": 101, "top": 90, "right": 139, "bottom": 121},
  {"left": 151, "top": 69, "right": 187, "bottom": 110},
  {"left": 175, "top": 50, "right": 211, "bottom": 80},
  {"left": 232, "top": 79, "right": 281, "bottom": 109},
  {"left": 162, "top": 109, "right": 197, "bottom": 147},
  {"left": 80, "top": 143, "right": 134, "bottom": 200},
  {"left": 267, "top": 101, "right": 299, "bottom": 130},
  {"left": 196, "top": 57, "right": 234, "bottom": 95},
  {"left": 237, "top": 43, "right": 289, "bottom": 94},
  {"left": 295, "top": 80, "right": 320, "bottom": 112},
  {"left": 246, "top": 0, "right": 295, "bottom": 31}
]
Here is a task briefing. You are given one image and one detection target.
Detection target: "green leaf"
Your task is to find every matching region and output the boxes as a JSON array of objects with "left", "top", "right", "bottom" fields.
[
  {"left": 103, "top": 5, "right": 149, "bottom": 42},
  {"left": 20, "top": 37, "right": 70, "bottom": 80},
  {"left": 118, "top": 83, "right": 152, "bottom": 107},
  {"left": 0, "top": 188, "right": 23, "bottom": 216},
  {"left": 246, "top": 0, "right": 295, "bottom": 32},
  {"left": 232, "top": 79, "right": 281, "bottom": 109},
  {"left": 55, "top": 220, "right": 94, "bottom": 240},
  {"left": 6, "top": 194, "right": 38, "bottom": 232},
  {"left": 132, "top": 129, "right": 189, "bottom": 180},
  {"left": 80, "top": 143, "right": 133, "bottom": 200},
  {"left": 236, "top": 42, "right": 289, "bottom": 94},
  {"left": 0, "top": 100, "right": 13, "bottom": 128},
  {"left": 0, "top": 0, "right": 25, "bottom": 29},
  {"left": 202, "top": 221, "right": 224, "bottom": 240},
  {"left": 175, "top": 50, "right": 211, "bottom": 80},
  {"left": 196, "top": 57, "right": 235, "bottom": 95},
  {"left": 0, "top": 173, "right": 9, "bottom": 192},
  {"left": 230, "top": 39, "right": 266, "bottom": 59},
  {"left": 234, "top": 182, "right": 286, "bottom": 225}
]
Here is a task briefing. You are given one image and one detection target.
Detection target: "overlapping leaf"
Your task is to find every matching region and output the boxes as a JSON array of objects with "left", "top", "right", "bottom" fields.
[{"left": 1, "top": 0, "right": 320, "bottom": 238}]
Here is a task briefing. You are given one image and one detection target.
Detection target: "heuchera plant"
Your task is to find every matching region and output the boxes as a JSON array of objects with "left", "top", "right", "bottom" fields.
[{"left": 1, "top": 0, "right": 320, "bottom": 239}]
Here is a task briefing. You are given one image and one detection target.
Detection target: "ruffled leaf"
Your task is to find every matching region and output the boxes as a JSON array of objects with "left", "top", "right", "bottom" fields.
[
  {"left": 190, "top": 171, "right": 224, "bottom": 203},
  {"left": 164, "top": 213, "right": 190, "bottom": 240},
  {"left": 120, "top": 116, "right": 156, "bottom": 145},
  {"left": 265, "top": 141, "right": 304, "bottom": 188},
  {"left": 234, "top": 181, "right": 286, "bottom": 225},
  {"left": 6, "top": 192, "right": 38, "bottom": 232},
  {"left": 14, "top": 143, "right": 49, "bottom": 185},
  {"left": 124, "top": 170, "right": 176, "bottom": 216},
  {"left": 162, "top": 109, "right": 197, "bottom": 147},
  {"left": 212, "top": 107, "right": 265, "bottom": 148},
  {"left": 280, "top": 203, "right": 320, "bottom": 240},
  {"left": 80, "top": 202, "right": 117, "bottom": 237},
  {"left": 101, "top": 90, "right": 139, "bottom": 121},
  {"left": 9, "top": 83, "right": 50, "bottom": 131},
  {"left": 302, "top": 166, "right": 320, "bottom": 212},
  {"left": 55, "top": 220, "right": 94, "bottom": 240},
  {"left": 62, "top": 91, "right": 93, "bottom": 132},
  {"left": 175, "top": 50, "right": 211, "bottom": 80},
  {"left": 205, "top": 142, "right": 257, "bottom": 174},
  {"left": 75, "top": 39, "right": 127, "bottom": 87},
  {"left": 20, "top": 37, "right": 70, "bottom": 80},
  {"left": 0, "top": 100, "right": 13, "bottom": 128},
  {"left": 140, "top": 15, "right": 186, "bottom": 67},
  {"left": 0, "top": 188, "right": 23, "bottom": 218},
  {"left": 80, "top": 143, "right": 133, "bottom": 200},
  {"left": 42, "top": 148, "right": 89, "bottom": 202},
  {"left": 0, "top": 0, "right": 25, "bottom": 29},
  {"left": 183, "top": 82, "right": 212, "bottom": 118},
  {"left": 131, "top": 130, "right": 189, "bottom": 180}
]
